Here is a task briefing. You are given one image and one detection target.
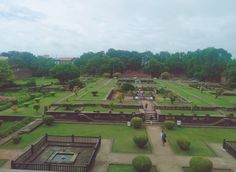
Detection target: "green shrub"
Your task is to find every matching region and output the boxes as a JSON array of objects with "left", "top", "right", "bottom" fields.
[
  {"left": 43, "top": 115, "right": 55, "bottom": 125},
  {"left": 177, "top": 137, "right": 191, "bottom": 151},
  {"left": 131, "top": 117, "right": 143, "bottom": 129},
  {"left": 26, "top": 78, "right": 36, "bottom": 87},
  {"left": 23, "top": 102, "right": 30, "bottom": 107},
  {"left": 0, "top": 102, "right": 12, "bottom": 111},
  {"left": 34, "top": 98, "right": 41, "bottom": 103},
  {"left": 160, "top": 72, "right": 171, "bottom": 80},
  {"left": 12, "top": 134, "right": 22, "bottom": 144},
  {"left": 132, "top": 156, "right": 152, "bottom": 172},
  {"left": 68, "top": 78, "right": 85, "bottom": 90},
  {"left": 50, "top": 91, "right": 56, "bottom": 96},
  {"left": 190, "top": 157, "right": 213, "bottom": 172},
  {"left": 113, "top": 72, "right": 121, "bottom": 78},
  {"left": 33, "top": 104, "right": 40, "bottom": 112},
  {"left": 0, "top": 120, "right": 3, "bottom": 126},
  {"left": 91, "top": 91, "right": 98, "bottom": 96},
  {"left": 164, "top": 120, "right": 175, "bottom": 130},
  {"left": 103, "top": 73, "right": 110, "bottom": 78},
  {"left": 121, "top": 83, "right": 135, "bottom": 92},
  {"left": 133, "top": 135, "right": 148, "bottom": 148}
]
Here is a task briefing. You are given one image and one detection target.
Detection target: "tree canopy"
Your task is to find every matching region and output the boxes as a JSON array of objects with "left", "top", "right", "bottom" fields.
[
  {"left": 0, "top": 47, "right": 235, "bottom": 86},
  {"left": 0, "top": 60, "right": 14, "bottom": 86}
]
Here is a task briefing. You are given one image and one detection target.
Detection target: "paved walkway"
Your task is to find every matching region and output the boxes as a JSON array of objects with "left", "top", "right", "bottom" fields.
[{"left": 0, "top": 149, "right": 23, "bottom": 168}]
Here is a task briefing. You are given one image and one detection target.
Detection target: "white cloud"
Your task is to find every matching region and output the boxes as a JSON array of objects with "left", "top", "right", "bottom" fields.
[{"left": 0, "top": 0, "right": 236, "bottom": 57}]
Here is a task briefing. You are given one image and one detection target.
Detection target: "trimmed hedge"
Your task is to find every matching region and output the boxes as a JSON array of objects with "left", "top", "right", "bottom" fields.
[
  {"left": 131, "top": 117, "right": 143, "bottom": 129},
  {"left": 0, "top": 117, "right": 32, "bottom": 139},
  {"left": 133, "top": 135, "right": 148, "bottom": 148},
  {"left": 12, "top": 134, "right": 22, "bottom": 144},
  {"left": 132, "top": 156, "right": 152, "bottom": 172},
  {"left": 0, "top": 102, "right": 12, "bottom": 111},
  {"left": 177, "top": 136, "right": 191, "bottom": 151},
  {"left": 43, "top": 115, "right": 55, "bottom": 125},
  {"left": 190, "top": 157, "right": 213, "bottom": 172},
  {"left": 164, "top": 120, "right": 175, "bottom": 130}
]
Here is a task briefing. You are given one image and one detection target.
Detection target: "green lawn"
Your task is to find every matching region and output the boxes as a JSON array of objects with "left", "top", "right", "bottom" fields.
[
  {"left": 108, "top": 164, "right": 157, "bottom": 172},
  {"left": 0, "top": 91, "right": 71, "bottom": 116},
  {"left": 0, "top": 159, "right": 7, "bottom": 167},
  {"left": 15, "top": 77, "right": 58, "bottom": 86},
  {"left": 166, "top": 127, "right": 236, "bottom": 156},
  {"left": 155, "top": 80, "right": 236, "bottom": 107},
  {"left": 183, "top": 167, "right": 232, "bottom": 172},
  {"left": 0, "top": 123, "right": 151, "bottom": 154}
]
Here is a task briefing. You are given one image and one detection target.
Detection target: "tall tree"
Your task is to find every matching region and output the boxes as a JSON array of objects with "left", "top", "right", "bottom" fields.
[
  {"left": 0, "top": 60, "right": 14, "bottom": 86},
  {"left": 50, "top": 64, "right": 79, "bottom": 83}
]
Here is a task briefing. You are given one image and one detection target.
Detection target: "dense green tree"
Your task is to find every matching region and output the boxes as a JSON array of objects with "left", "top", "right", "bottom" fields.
[
  {"left": 0, "top": 60, "right": 14, "bottom": 86},
  {"left": 224, "top": 60, "right": 236, "bottom": 88},
  {"left": 144, "top": 58, "right": 165, "bottom": 77},
  {"left": 50, "top": 64, "right": 79, "bottom": 83},
  {"left": 32, "top": 56, "right": 55, "bottom": 76}
]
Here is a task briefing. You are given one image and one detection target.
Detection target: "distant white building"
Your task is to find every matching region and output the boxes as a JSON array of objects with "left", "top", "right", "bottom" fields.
[{"left": 55, "top": 57, "right": 76, "bottom": 64}]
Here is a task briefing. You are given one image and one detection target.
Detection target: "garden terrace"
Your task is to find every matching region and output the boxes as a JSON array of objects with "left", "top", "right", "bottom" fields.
[
  {"left": 160, "top": 109, "right": 236, "bottom": 117},
  {"left": 117, "top": 78, "right": 154, "bottom": 84},
  {"left": 155, "top": 79, "right": 236, "bottom": 107},
  {"left": 223, "top": 140, "right": 236, "bottom": 159},
  {"left": 45, "top": 103, "right": 143, "bottom": 122},
  {"left": 166, "top": 127, "right": 236, "bottom": 156},
  {"left": 159, "top": 115, "right": 236, "bottom": 126},
  {"left": 1, "top": 123, "right": 151, "bottom": 154},
  {"left": 11, "top": 134, "right": 101, "bottom": 172}
]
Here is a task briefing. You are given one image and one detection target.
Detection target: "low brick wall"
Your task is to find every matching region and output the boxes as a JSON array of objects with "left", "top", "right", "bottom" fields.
[
  {"left": 0, "top": 115, "right": 25, "bottom": 121},
  {"left": 45, "top": 111, "right": 144, "bottom": 122}
]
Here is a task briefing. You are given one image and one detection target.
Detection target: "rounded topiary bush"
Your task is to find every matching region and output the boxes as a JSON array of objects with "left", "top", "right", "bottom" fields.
[
  {"left": 132, "top": 156, "right": 152, "bottom": 172},
  {"left": 34, "top": 98, "right": 41, "bottom": 103},
  {"left": 190, "top": 157, "right": 213, "bottom": 172},
  {"left": 43, "top": 115, "right": 55, "bottom": 125},
  {"left": 133, "top": 135, "right": 148, "bottom": 148},
  {"left": 12, "top": 134, "right": 22, "bottom": 144},
  {"left": 177, "top": 136, "right": 191, "bottom": 151},
  {"left": 164, "top": 120, "right": 175, "bottom": 130},
  {"left": 23, "top": 102, "right": 30, "bottom": 107},
  {"left": 131, "top": 117, "right": 143, "bottom": 129},
  {"left": 50, "top": 91, "right": 56, "bottom": 96}
]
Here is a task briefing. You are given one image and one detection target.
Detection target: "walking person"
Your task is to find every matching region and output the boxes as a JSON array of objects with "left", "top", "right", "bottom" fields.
[{"left": 160, "top": 130, "right": 167, "bottom": 146}]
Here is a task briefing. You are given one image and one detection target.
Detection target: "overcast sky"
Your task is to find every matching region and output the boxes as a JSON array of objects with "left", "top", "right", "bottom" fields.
[{"left": 0, "top": 0, "right": 236, "bottom": 57}]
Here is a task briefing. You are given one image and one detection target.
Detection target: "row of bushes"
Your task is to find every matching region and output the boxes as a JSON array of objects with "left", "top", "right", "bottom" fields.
[
  {"left": 0, "top": 117, "right": 33, "bottom": 139},
  {"left": 0, "top": 102, "right": 13, "bottom": 111},
  {"left": 12, "top": 115, "right": 55, "bottom": 145},
  {"left": 131, "top": 156, "right": 213, "bottom": 172}
]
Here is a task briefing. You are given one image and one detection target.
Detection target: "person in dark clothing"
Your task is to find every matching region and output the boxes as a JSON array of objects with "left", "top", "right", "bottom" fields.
[{"left": 161, "top": 130, "right": 167, "bottom": 146}]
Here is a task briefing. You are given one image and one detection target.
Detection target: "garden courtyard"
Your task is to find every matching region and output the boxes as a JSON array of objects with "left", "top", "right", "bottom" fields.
[{"left": 0, "top": 77, "right": 236, "bottom": 172}]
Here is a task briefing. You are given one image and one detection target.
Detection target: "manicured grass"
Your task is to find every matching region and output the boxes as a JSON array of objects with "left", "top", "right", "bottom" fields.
[
  {"left": 0, "top": 91, "right": 71, "bottom": 116},
  {"left": 1, "top": 123, "right": 152, "bottom": 154},
  {"left": 155, "top": 80, "right": 236, "bottom": 107},
  {"left": 108, "top": 164, "right": 157, "bottom": 172},
  {"left": 183, "top": 167, "right": 232, "bottom": 172},
  {"left": 0, "top": 118, "right": 32, "bottom": 139},
  {"left": 0, "top": 159, "right": 7, "bottom": 167},
  {"left": 166, "top": 127, "right": 236, "bottom": 156},
  {"left": 15, "top": 77, "right": 58, "bottom": 86}
]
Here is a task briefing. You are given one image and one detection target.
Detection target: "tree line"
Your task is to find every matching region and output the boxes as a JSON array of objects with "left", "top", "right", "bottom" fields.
[{"left": 0, "top": 47, "right": 236, "bottom": 87}]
